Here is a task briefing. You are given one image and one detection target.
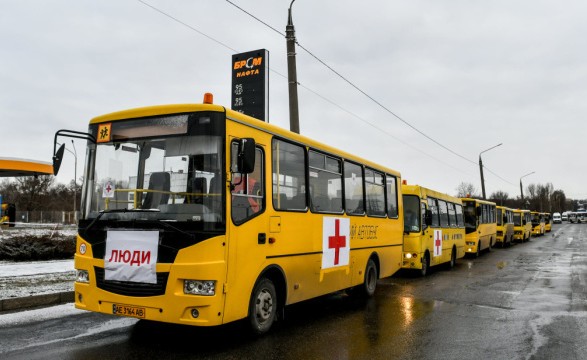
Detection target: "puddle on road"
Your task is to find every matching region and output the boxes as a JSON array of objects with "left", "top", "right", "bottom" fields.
[{"left": 496, "top": 261, "right": 507, "bottom": 269}]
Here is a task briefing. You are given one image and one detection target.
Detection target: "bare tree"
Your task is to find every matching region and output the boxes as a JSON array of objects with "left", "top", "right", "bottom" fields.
[
  {"left": 489, "top": 191, "right": 509, "bottom": 206},
  {"left": 455, "top": 182, "right": 479, "bottom": 198}
]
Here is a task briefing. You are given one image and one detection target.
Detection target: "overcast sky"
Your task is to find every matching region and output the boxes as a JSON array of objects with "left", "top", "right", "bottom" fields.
[{"left": 1, "top": 0, "right": 586, "bottom": 199}]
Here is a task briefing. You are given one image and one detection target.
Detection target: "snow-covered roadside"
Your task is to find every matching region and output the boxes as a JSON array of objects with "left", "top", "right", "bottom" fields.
[
  {"left": 0, "top": 259, "right": 73, "bottom": 277},
  {"left": 0, "top": 260, "right": 75, "bottom": 300}
]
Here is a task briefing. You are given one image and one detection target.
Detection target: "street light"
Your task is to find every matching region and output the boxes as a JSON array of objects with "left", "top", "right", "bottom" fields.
[
  {"left": 479, "top": 143, "right": 502, "bottom": 199},
  {"left": 520, "top": 171, "right": 535, "bottom": 202}
]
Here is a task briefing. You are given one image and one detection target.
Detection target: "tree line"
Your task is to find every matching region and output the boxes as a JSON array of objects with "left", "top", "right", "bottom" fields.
[
  {"left": 455, "top": 181, "right": 579, "bottom": 214},
  {"left": 0, "top": 175, "right": 581, "bottom": 215},
  {"left": 0, "top": 176, "right": 81, "bottom": 212}
]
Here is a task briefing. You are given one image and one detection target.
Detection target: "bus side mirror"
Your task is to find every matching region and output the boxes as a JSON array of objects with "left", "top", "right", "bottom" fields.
[
  {"left": 425, "top": 210, "right": 433, "bottom": 226},
  {"left": 503, "top": 215, "right": 507, "bottom": 223},
  {"left": 237, "top": 138, "right": 255, "bottom": 174},
  {"left": 476, "top": 207, "right": 482, "bottom": 217},
  {"left": 53, "top": 143, "right": 65, "bottom": 175}
]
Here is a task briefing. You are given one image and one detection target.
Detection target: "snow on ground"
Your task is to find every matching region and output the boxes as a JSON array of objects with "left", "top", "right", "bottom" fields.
[
  {"left": 0, "top": 259, "right": 74, "bottom": 277},
  {"left": 0, "top": 259, "right": 75, "bottom": 300},
  {"left": 0, "top": 225, "right": 77, "bottom": 241},
  {"left": 0, "top": 303, "right": 83, "bottom": 326}
]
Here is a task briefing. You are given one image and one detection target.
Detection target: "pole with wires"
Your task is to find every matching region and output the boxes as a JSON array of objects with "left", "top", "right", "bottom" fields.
[{"left": 286, "top": 0, "right": 300, "bottom": 134}]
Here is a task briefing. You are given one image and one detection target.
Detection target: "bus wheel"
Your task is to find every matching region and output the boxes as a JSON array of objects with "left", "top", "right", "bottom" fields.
[
  {"left": 487, "top": 239, "right": 493, "bottom": 252},
  {"left": 249, "top": 278, "right": 277, "bottom": 335},
  {"left": 361, "top": 259, "right": 378, "bottom": 297},
  {"left": 448, "top": 247, "right": 456, "bottom": 269},
  {"left": 420, "top": 253, "right": 430, "bottom": 276},
  {"left": 475, "top": 242, "right": 481, "bottom": 258}
]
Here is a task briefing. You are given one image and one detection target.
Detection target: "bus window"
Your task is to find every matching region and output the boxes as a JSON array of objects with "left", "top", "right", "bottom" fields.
[
  {"left": 427, "top": 198, "right": 440, "bottom": 227},
  {"left": 455, "top": 204, "right": 464, "bottom": 227},
  {"left": 231, "top": 143, "right": 264, "bottom": 224},
  {"left": 272, "top": 139, "right": 306, "bottom": 211},
  {"left": 438, "top": 200, "right": 449, "bottom": 227},
  {"left": 386, "top": 174, "right": 398, "bottom": 218},
  {"left": 447, "top": 202, "right": 457, "bottom": 227},
  {"left": 365, "top": 168, "right": 385, "bottom": 217},
  {"left": 308, "top": 150, "right": 343, "bottom": 213},
  {"left": 344, "top": 161, "right": 364, "bottom": 215}
]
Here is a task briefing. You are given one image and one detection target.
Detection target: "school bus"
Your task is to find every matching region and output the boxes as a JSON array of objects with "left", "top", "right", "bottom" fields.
[
  {"left": 544, "top": 213, "right": 552, "bottom": 232},
  {"left": 54, "top": 94, "right": 404, "bottom": 334},
  {"left": 461, "top": 198, "right": 497, "bottom": 257},
  {"left": 513, "top": 209, "right": 531, "bottom": 242},
  {"left": 402, "top": 184, "right": 465, "bottom": 276},
  {"left": 531, "top": 211, "right": 545, "bottom": 236},
  {"left": 496, "top": 206, "right": 514, "bottom": 247}
]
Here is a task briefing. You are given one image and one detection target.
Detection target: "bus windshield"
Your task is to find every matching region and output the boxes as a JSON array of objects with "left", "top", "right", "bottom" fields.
[
  {"left": 513, "top": 213, "right": 522, "bottom": 226},
  {"left": 463, "top": 201, "right": 477, "bottom": 234},
  {"left": 497, "top": 208, "right": 503, "bottom": 226},
  {"left": 81, "top": 113, "right": 225, "bottom": 229},
  {"left": 403, "top": 195, "right": 420, "bottom": 232}
]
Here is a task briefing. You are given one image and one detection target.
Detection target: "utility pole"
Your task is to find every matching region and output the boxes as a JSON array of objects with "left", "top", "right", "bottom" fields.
[
  {"left": 479, "top": 143, "right": 502, "bottom": 199},
  {"left": 286, "top": 0, "right": 300, "bottom": 134}
]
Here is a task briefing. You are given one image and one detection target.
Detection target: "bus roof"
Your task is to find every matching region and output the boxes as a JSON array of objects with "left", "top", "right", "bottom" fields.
[
  {"left": 0, "top": 157, "right": 53, "bottom": 177},
  {"left": 88, "top": 102, "right": 402, "bottom": 178},
  {"left": 402, "top": 184, "right": 462, "bottom": 203}
]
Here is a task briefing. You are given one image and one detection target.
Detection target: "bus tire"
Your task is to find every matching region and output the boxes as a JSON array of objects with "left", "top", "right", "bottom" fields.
[
  {"left": 475, "top": 242, "right": 481, "bottom": 258},
  {"left": 447, "top": 247, "right": 456, "bottom": 269},
  {"left": 420, "top": 252, "right": 430, "bottom": 276},
  {"left": 249, "top": 278, "right": 277, "bottom": 335},
  {"left": 361, "top": 259, "right": 378, "bottom": 297},
  {"left": 487, "top": 238, "right": 493, "bottom": 252}
]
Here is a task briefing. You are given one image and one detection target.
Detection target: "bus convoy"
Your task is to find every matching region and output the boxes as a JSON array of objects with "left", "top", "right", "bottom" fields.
[{"left": 51, "top": 95, "right": 558, "bottom": 334}]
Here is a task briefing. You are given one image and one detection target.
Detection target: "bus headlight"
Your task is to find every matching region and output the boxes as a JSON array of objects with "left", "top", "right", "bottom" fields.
[
  {"left": 184, "top": 280, "right": 216, "bottom": 296},
  {"left": 405, "top": 253, "right": 413, "bottom": 259},
  {"left": 76, "top": 269, "right": 89, "bottom": 283}
]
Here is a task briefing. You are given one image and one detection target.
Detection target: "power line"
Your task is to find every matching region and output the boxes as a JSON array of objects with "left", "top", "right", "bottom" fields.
[
  {"left": 136, "top": 0, "right": 509, "bottom": 187},
  {"left": 223, "top": 1, "right": 515, "bottom": 186}
]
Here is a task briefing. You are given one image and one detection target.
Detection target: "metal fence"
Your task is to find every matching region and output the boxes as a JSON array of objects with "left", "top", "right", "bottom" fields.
[{"left": 14, "top": 211, "right": 78, "bottom": 225}]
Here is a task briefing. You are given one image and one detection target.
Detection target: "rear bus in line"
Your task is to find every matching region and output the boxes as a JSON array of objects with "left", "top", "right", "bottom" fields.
[
  {"left": 461, "top": 198, "right": 497, "bottom": 257},
  {"left": 531, "top": 211, "right": 545, "bottom": 236},
  {"left": 544, "top": 213, "right": 552, "bottom": 232},
  {"left": 513, "top": 209, "right": 531, "bottom": 242},
  {"left": 402, "top": 184, "right": 465, "bottom": 276},
  {"left": 57, "top": 94, "right": 405, "bottom": 334},
  {"left": 496, "top": 206, "right": 514, "bottom": 247}
]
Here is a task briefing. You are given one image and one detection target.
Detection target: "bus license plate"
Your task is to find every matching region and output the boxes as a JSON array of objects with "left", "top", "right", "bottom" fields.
[{"left": 112, "top": 304, "right": 146, "bottom": 319}]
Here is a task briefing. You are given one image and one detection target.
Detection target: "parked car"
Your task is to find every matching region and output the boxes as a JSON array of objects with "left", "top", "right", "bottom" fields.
[{"left": 553, "top": 212, "right": 562, "bottom": 224}]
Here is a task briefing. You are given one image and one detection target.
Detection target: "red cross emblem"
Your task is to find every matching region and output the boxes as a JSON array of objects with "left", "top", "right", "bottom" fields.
[
  {"left": 328, "top": 219, "right": 347, "bottom": 265},
  {"left": 435, "top": 232, "right": 442, "bottom": 254},
  {"left": 106, "top": 184, "right": 112, "bottom": 193}
]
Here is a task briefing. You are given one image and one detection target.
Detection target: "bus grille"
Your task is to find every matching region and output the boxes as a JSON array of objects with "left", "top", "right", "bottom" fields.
[{"left": 94, "top": 267, "right": 169, "bottom": 297}]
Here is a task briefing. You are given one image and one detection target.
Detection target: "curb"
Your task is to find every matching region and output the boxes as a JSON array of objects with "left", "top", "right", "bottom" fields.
[{"left": 0, "top": 291, "right": 74, "bottom": 312}]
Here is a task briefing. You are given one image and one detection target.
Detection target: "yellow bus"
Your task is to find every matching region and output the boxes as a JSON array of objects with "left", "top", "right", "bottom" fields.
[
  {"left": 402, "top": 184, "right": 465, "bottom": 276},
  {"left": 496, "top": 206, "right": 514, "bottom": 247},
  {"left": 531, "top": 211, "right": 545, "bottom": 236},
  {"left": 54, "top": 94, "right": 404, "bottom": 334},
  {"left": 513, "top": 209, "right": 531, "bottom": 242},
  {"left": 544, "top": 213, "right": 552, "bottom": 232},
  {"left": 461, "top": 198, "right": 497, "bottom": 257}
]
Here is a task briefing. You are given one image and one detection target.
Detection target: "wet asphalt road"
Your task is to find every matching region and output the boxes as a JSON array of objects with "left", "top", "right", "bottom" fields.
[{"left": 1, "top": 223, "right": 586, "bottom": 360}]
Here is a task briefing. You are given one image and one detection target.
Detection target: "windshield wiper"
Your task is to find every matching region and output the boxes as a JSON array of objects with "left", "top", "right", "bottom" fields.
[{"left": 83, "top": 208, "right": 160, "bottom": 233}]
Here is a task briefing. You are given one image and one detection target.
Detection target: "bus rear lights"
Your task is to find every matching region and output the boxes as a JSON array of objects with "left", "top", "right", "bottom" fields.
[
  {"left": 191, "top": 309, "right": 200, "bottom": 318},
  {"left": 184, "top": 280, "right": 216, "bottom": 296},
  {"left": 76, "top": 269, "right": 89, "bottom": 283},
  {"left": 404, "top": 253, "right": 418, "bottom": 259}
]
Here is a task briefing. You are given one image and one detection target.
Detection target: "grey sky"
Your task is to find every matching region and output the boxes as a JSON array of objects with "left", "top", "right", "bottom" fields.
[{"left": 1, "top": 0, "right": 586, "bottom": 199}]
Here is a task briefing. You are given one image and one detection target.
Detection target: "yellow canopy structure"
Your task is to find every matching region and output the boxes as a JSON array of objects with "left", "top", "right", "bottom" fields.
[{"left": 0, "top": 157, "right": 53, "bottom": 177}]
